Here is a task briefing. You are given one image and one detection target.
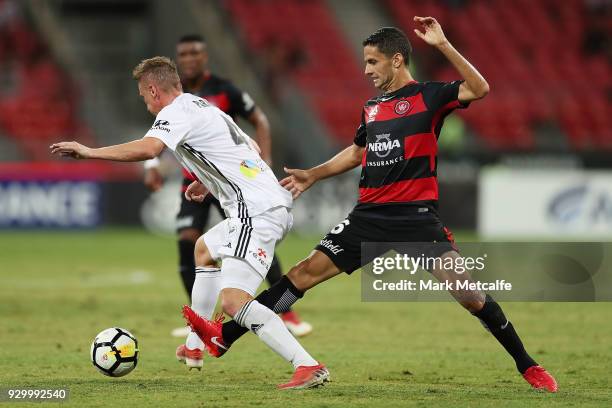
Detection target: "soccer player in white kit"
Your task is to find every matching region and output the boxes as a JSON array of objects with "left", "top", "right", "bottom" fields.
[{"left": 50, "top": 56, "right": 329, "bottom": 389}]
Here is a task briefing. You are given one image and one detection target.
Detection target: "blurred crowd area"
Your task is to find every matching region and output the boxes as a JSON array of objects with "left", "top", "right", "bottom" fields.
[
  {"left": 0, "top": 0, "right": 610, "bottom": 233},
  {"left": 0, "top": 0, "right": 93, "bottom": 161},
  {"left": 0, "top": 0, "right": 609, "bottom": 166}
]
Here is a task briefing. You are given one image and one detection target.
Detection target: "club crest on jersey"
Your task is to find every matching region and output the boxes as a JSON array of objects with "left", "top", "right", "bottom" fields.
[
  {"left": 368, "top": 133, "right": 399, "bottom": 158},
  {"left": 239, "top": 159, "right": 262, "bottom": 179},
  {"left": 366, "top": 105, "right": 379, "bottom": 123},
  {"left": 394, "top": 99, "right": 411, "bottom": 115}
]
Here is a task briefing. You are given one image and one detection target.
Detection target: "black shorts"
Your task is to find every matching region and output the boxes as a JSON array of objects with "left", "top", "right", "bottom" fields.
[
  {"left": 315, "top": 211, "right": 457, "bottom": 274},
  {"left": 176, "top": 192, "right": 224, "bottom": 233}
]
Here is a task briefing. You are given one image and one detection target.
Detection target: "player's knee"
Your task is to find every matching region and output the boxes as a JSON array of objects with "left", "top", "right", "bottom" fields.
[
  {"left": 194, "top": 236, "right": 215, "bottom": 267},
  {"left": 220, "top": 288, "right": 252, "bottom": 317},
  {"left": 462, "top": 298, "right": 485, "bottom": 313},
  {"left": 220, "top": 297, "right": 240, "bottom": 317}
]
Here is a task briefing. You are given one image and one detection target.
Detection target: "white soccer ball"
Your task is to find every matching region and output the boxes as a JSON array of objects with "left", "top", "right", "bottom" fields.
[{"left": 90, "top": 327, "right": 139, "bottom": 377}]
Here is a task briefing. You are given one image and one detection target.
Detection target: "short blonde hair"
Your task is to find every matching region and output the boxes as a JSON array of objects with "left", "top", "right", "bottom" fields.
[{"left": 132, "top": 56, "right": 181, "bottom": 91}]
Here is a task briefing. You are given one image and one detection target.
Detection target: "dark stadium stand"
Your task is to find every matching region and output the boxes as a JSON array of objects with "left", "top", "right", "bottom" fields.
[
  {"left": 0, "top": 0, "right": 93, "bottom": 160},
  {"left": 386, "top": 0, "right": 611, "bottom": 150},
  {"left": 224, "top": 0, "right": 374, "bottom": 144}
]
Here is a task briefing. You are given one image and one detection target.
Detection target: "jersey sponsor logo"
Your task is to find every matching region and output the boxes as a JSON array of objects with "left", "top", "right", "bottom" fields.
[
  {"left": 368, "top": 134, "right": 400, "bottom": 158},
  {"left": 239, "top": 159, "right": 262, "bottom": 179},
  {"left": 394, "top": 99, "right": 411, "bottom": 115},
  {"left": 319, "top": 239, "right": 344, "bottom": 254},
  {"left": 249, "top": 248, "right": 270, "bottom": 269},
  {"left": 152, "top": 119, "right": 171, "bottom": 133},
  {"left": 366, "top": 155, "right": 404, "bottom": 167}
]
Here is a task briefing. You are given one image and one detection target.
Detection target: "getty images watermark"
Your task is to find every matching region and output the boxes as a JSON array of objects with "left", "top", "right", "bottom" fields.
[
  {"left": 370, "top": 252, "right": 511, "bottom": 292},
  {"left": 360, "top": 242, "right": 612, "bottom": 302}
]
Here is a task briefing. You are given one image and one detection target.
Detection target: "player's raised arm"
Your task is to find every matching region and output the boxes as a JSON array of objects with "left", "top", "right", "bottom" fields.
[
  {"left": 50, "top": 137, "right": 165, "bottom": 162},
  {"left": 413, "top": 16, "right": 489, "bottom": 103},
  {"left": 280, "top": 143, "right": 364, "bottom": 199}
]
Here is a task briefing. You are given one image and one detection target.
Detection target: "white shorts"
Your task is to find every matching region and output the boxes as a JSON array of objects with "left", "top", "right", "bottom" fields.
[{"left": 203, "top": 206, "right": 293, "bottom": 295}]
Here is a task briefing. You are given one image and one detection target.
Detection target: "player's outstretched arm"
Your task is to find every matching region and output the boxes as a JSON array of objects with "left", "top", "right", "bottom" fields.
[
  {"left": 280, "top": 143, "right": 364, "bottom": 199},
  {"left": 413, "top": 16, "right": 489, "bottom": 103},
  {"left": 50, "top": 137, "right": 165, "bottom": 162}
]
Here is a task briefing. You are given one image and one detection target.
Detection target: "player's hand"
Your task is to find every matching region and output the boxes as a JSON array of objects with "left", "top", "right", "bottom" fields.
[
  {"left": 185, "top": 180, "right": 209, "bottom": 202},
  {"left": 49, "top": 141, "right": 92, "bottom": 159},
  {"left": 280, "top": 167, "right": 315, "bottom": 199},
  {"left": 413, "top": 16, "right": 448, "bottom": 47},
  {"left": 144, "top": 167, "right": 164, "bottom": 192}
]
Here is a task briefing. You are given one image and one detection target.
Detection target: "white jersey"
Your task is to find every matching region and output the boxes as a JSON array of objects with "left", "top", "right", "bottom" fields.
[{"left": 146, "top": 93, "right": 292, "bottom": 219}]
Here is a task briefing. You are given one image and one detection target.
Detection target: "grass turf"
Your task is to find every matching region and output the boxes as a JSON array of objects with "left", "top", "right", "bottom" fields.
[{"left": 0, "top": 228, "right": 610, "bottom": 407}]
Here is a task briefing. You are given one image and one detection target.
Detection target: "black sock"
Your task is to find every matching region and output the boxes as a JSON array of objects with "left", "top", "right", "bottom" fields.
[
  {"left": 265, "top": 255, "right": 293, "bottom": 312},
  {"left": 178, "top": 239, "right": 196, "bottom": 301},
  {"left": 473, "top": 294, "right": 537, "bottom": 373},
  {"left": 221, "top": 275, "right": 304, "bottom": 345},
  {"left": 266, "top": 255, "right": 283, "bottom": 285}
]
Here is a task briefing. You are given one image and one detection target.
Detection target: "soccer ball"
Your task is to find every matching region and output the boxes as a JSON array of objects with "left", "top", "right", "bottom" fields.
[{"left": 90, "top": 327, "right": 139, "bottom": 377}]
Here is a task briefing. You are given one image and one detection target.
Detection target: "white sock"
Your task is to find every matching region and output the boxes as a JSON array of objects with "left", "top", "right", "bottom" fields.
[
  {"left": 235, "top": 300, "right": 318, "bottom": 369},
  {"left": 186, "top": 266, "right": 221, "bottom": 350}
]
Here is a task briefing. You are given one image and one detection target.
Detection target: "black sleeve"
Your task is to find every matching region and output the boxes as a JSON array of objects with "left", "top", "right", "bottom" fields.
[
  {"left": 353, "top": 110, "right": 367, "bottom": 147},
  {"left": 422, "top": 80, "right": 469, "bottom": 112},
  {"left": 225, "top": 82, "right": 256, "bottom": 119}
]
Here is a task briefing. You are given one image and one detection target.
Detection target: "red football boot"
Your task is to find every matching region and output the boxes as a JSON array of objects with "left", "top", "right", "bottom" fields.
[
  {"left": 175, "top": 344, "right": 204, "bottom": 370},
  {"left": 278, "top": 364, "right": 330, "bottom": 390},
  {"left": 182, "top": 305, "right": 228, "bottom": 358},
  {"left": 522, "top": 365, "right": 558, "bottom": 392}
]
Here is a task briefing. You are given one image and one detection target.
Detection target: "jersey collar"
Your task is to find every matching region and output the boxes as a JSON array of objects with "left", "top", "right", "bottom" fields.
[{"left": 379, "top": 80, "right": 419, "bottom": 101}]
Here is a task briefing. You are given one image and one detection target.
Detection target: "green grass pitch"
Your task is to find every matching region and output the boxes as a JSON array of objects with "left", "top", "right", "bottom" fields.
[{"left": 1, "top": 229, "right": 611, "bottom": 407}]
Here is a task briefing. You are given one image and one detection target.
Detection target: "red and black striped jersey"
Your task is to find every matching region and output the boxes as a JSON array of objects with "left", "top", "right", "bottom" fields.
[
  {"left": 186, "top": 73, "right": 256, "bottom": 120},
  {"left": 181, "top": 73, "right": 257, "bottom": 185},
  {"left": 353, "top": 80, "right": 468, "bottom": 219}
]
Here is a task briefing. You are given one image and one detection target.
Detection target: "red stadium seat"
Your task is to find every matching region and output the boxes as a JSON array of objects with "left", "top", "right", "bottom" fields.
[
  {"left": 0, "top": 6, "right": 93, "bottom": 160},
  {"left": 384, "top": 0, "right": 611, "bottom": 151},
  {"left": 224, "top": 0, "right": 373, "bottom": 144}
]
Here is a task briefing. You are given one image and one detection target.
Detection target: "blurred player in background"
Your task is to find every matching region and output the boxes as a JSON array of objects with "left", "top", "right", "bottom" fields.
[
  {"left": 144, "top": 35, "right": 311, "bottom": 339},
  {"left": 51, "top": 57, "right": 329, "bottom": 389},
  {"left": 184, "top": 18, "right": 558, "bottom": 392}
]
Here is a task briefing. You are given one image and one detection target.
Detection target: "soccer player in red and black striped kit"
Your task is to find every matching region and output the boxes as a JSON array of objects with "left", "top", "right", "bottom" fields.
[
  {"left": 184, "top": 19, "right": 558, "bottom": 391},
  {"left": 145, "top": 35, "right": 312, "bottom": 341}
]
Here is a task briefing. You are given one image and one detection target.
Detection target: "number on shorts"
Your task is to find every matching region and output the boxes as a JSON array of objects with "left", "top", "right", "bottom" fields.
[{"left": 331, "top": 219, "right": 350, "bottom": 234}]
